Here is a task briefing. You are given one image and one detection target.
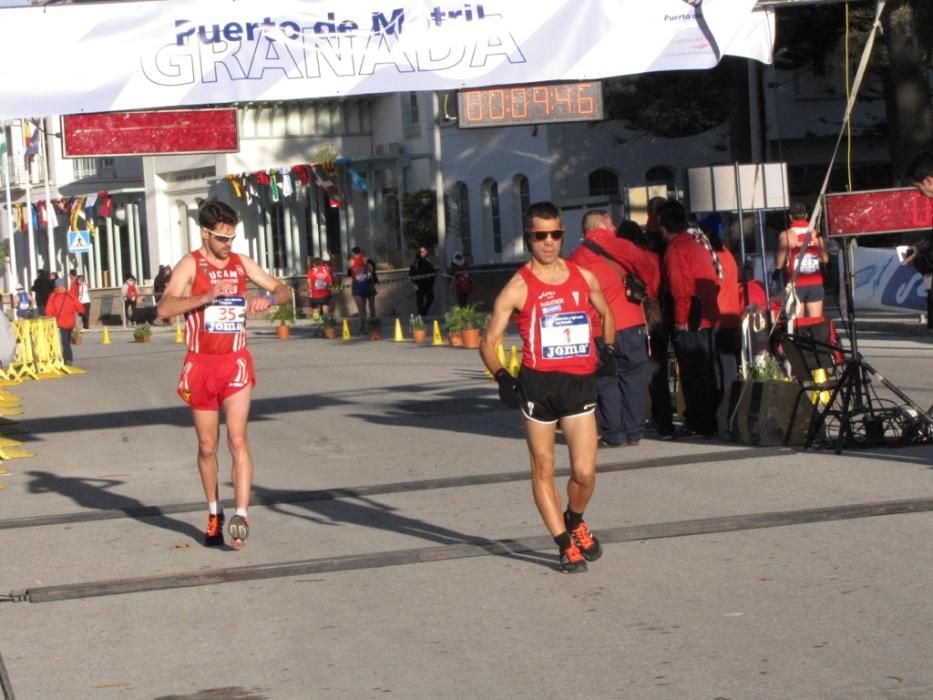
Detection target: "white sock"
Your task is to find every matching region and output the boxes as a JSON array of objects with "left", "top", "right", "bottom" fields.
[
  {"left": 208, "top": 501, "right": 218, "bottom": 515},
  {"left": 235, "top": 507, "right": 248, "bottom": 519}
]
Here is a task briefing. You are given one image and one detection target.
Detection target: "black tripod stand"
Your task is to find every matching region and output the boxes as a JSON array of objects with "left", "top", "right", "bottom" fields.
[
  {"left": 803, "top": 338, "right": 933, "bottom": 453},
  {"left": 802, "top": 238, "right": 933, "bottom": 453}
]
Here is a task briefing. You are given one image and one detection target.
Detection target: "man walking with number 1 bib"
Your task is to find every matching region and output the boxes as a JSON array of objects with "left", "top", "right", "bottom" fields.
[
  {"left": 480, "top": 202, "right": 615, "bottom": 573},
  {"left": 158, "top": 200, "right": 290, "bottom": 549}
]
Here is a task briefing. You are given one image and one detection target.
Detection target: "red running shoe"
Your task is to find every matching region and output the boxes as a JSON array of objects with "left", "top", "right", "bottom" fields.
[
  {"left": 204, "top": 511, "right": 225, "bottom": 547},
  {"left": 566, "top": 516, "right": 603, "bottom": 562},
  {"left": 559, "top": 540, "right": 588, "bottom": 573}
]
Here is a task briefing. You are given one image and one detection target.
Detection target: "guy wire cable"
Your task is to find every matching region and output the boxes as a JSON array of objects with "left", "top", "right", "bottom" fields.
[{"left": 770, "top": 0, "right": 888, "bottom": 335}]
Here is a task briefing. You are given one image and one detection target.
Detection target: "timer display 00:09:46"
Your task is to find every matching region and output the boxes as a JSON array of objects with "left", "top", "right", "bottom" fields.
[{"left": 456, "top": 81, "right": 604, "bottom": 129}]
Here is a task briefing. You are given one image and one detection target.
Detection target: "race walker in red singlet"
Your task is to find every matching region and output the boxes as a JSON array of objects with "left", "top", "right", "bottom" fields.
[
  {"left": 177, "top": 250, "right": 256, "bottom": 410},
  {"left": 515, "top": 261, "right": 598, "bottom": 423},
  {"left": 785, "top": 219, "right": 824, "bottom": 291}
]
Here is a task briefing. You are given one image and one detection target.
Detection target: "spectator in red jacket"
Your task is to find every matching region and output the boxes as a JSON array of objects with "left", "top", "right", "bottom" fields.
[
  {"left": 640, "top": 199, "right": 676, "bottom": 439},
  {"left": 659, "top": 200, "right": 721, "bottom": 437},
  {"left": 570, "top": 211, "right": 658, "bottom": 446},
  {"left": 705, "top": 223, "right": 742, "bottom": 401},
  {"left": 45, "top": 277, "right": 84, "bottom": 365}
]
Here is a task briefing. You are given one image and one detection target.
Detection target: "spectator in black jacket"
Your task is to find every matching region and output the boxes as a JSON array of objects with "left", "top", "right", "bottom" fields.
[
  {"left": 409, "top": 246, "right": 437, "bottom": 315},
  {"left": 31, "top": 269, "right": 54, "bottom": 316}
]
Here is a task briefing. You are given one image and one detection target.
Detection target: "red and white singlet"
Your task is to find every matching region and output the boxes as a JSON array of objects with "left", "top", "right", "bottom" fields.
[
  {"left": 515, "top": 261, "right": 596, "bottom": 376},
  {"left": 307, "top": 265, "right": 333, "bottom": 299},
  {"left": 786, "top": 220, "right": 823, "bottom": 287},
  {"left": 185, "top": 250, "right": 249, "bottom": 354},
  {"left": 348, "top": 254, "right": 369, "bottom": 284}
]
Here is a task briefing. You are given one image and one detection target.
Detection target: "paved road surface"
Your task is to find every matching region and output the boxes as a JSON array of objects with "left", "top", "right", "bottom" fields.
[{"left": 1, "top": 324, "right": 932, "bottom": 699}]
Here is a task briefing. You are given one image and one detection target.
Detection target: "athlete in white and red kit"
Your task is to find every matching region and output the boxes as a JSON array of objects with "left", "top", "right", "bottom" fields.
[
  {"left": 776, "top": 201, "right": 830, "bottom": 318},
  {"left": 480, "top": 201, "right": 616, "bottom": 573},
  {"left": 158, "top": 200, "right": 290, "bottom": 549}
]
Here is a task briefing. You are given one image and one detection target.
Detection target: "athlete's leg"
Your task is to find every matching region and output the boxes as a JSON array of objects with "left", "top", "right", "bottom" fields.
[
  {"left": 560, "top": 411, "right": 598, "bottom": 514},
  {"left": 804, "top": 299, "right": 824, "bottom": 318},
  {"left": 222, "top": 385, "right": 254, "bottom": 511},
  {"left": 524, "top": 419, "right": 565, "bottom": 536},
  {"left": 192, "top": 408, "right": 221, "bottom": 504},
  {"left": 353, "top": 294, "right": 366, "bottom": 328}
]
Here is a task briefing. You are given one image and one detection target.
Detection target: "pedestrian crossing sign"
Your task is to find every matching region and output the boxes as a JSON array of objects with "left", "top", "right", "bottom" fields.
[{"left": 68, "top": 229, "right": 91, "bottom": 253}]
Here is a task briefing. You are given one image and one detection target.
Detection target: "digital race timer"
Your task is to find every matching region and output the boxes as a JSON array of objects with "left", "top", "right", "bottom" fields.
[{"left": 456, "top": 81, "right": 604, "bottom": 129}]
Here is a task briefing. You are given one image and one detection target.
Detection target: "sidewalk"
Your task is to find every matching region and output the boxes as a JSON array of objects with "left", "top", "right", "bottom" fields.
[{"left": 0, "top": 330, "right": 932, "bottom": 698}]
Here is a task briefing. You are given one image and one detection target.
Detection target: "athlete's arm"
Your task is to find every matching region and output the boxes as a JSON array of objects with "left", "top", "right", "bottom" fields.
[
  {"left": 156, "top": 254, "right": 217, "bottom": 320},
  {"left": 240, "top": 255, "right": 291, "bottom": 313},
  {"left": 479, "top": 274, "right": 525, "bottom": 373},
  {"left": 580, "top": 267, "right": 615, "bottom": 341},
  {"left": 775, "top": 230, "right": 790, "bottom": 271},
  {"left": 815, "top": 232, "right": 830, "bottom": 263}
]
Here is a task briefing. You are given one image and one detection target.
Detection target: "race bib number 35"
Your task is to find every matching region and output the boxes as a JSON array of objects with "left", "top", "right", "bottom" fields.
[
  {"left": 205, "top": 296, "right": 246, "bottom": 333},
  {"left": 540, "top": 311, "right": 590, "bottom": 359}
]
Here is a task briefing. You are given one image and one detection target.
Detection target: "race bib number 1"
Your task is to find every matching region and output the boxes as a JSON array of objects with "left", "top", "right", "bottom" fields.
[
  {"left": 540, "top": 311, "right": 590, "bottom": 359},
  {"left": 205, "top": 296, "right": 246, "bottom": 333}
]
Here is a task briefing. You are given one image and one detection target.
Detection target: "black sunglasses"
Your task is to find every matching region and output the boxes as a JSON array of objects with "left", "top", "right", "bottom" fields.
[{"left": 529, "top": 230, "right": 564, "bottom": 241}]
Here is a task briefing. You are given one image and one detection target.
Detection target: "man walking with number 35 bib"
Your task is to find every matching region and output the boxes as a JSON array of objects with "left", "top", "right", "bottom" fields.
[
  {"left": 158, "top": 200, "right": 290, "bottom": 549},
  {"left": 480, "top": 202, "right": 615, "bottom": 573}
]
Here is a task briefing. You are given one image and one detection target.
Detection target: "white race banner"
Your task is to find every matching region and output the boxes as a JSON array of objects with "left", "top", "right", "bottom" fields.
[{"left": 0, "top": 0, "right": 773, "bottom": 119}]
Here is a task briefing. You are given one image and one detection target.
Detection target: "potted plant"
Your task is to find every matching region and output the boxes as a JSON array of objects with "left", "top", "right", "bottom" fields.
[
  {"left": 71, "top": 327, "right": 83, "bottom": 345},
  {"left": 321, "top": 313, "right": 338, "bottom": 339},
  {"left": 267, "top": 304, "right": 296, "bottom": 340},
  {"left": 366, "top": 316, "right": 382, "bottom": 341},
  {"left": 133, "top": 323, "right": 152, "bottom": 343},
  {"left": 444, "top": 306, "right": 465, "bottom": 347},
  {"left": 458, "top": 304, "right": 484, "bottom": 349},
  {"left": 409, "top": 314, "right": 427, "bottom": 344},
  {"left": 716, "top": 354, "right": 816, "bottom": 446}
]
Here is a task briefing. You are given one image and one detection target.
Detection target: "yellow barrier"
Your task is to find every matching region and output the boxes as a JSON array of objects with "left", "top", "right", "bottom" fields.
[
  {"left": 0, "top": 438, "right": 33, "bottom": 460},
  {"left": 32, "top": 318, "right": 66, "bottom": 378},
  {"left": 6, "top": 320, "right": 38, "bottom": 382}
]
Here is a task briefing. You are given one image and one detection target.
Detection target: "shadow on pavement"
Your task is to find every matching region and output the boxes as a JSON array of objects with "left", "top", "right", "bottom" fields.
[
  {"left": 251, "top": 484, "right": 557, "bottom": 571},
  {"left": 26, "top": 470, "right": 204, "bottom": 542}
]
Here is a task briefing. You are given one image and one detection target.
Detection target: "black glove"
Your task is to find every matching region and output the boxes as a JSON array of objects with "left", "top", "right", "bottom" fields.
[
  {"left": 494, "top": 369, "right": 522, "bottom": 409},
  {"left": 597, "top": 343, "right": 618, "bottom": 378},
  {"left": 770, "top": 268, "right": 783, "bottom": 284}
]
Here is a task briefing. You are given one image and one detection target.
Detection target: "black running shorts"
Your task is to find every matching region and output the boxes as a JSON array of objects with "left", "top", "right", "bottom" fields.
[
  {"left": 518, "top": 366, "right": 597, "bottom": 424},
  {"left": 796, "top": 284, "right": 824, "bottom": 303}
]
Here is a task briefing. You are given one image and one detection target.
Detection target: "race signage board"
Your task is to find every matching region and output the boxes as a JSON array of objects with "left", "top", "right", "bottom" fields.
[
  {"left": 824, "top": 187, "right": 933, "bottom": 237},
  {"left": 62, "top": 109, "right": 239, "bottom": 157}
]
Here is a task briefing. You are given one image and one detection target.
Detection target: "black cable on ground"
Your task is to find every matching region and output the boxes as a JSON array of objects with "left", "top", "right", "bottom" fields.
[{"left": 0, "top": 646, "right": 15, "bottom": 700}]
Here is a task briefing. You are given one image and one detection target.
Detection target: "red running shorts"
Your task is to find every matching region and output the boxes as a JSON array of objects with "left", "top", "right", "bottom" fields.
[{"left": 177, "top": 349, "right": 255, "bottom": 410}]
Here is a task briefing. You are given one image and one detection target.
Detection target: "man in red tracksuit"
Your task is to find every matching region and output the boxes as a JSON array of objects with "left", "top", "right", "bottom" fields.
[
  {"left": 45, "top": 277, "right": 84, "bottom": 366},
  {"left": 659, "top": 200, "right": 721, "bottom": 437},
  {"left": 570, "top": 210, "right": 658, "bottom": 446}
]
